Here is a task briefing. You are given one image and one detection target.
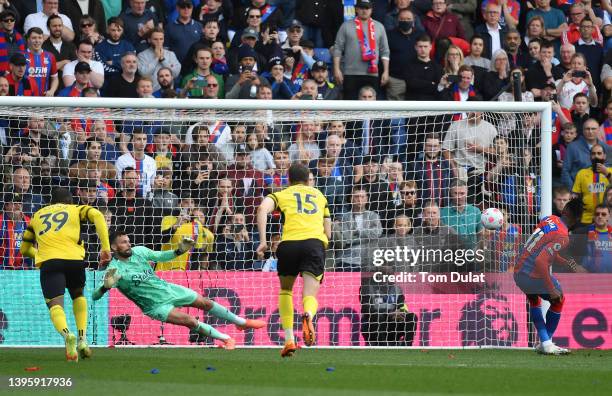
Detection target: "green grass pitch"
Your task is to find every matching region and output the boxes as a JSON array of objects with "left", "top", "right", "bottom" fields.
[{"left": 1, "top": 348, "right": 612, "bottom": 395}]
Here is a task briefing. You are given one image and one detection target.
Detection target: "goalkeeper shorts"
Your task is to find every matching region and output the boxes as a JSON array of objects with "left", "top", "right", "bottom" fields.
[
  {"left": 39, "top": 259, "right": 86, "bottom": 300},
  {"left": 143, "top": 284, "right": 198, "bottom": 322},
  {"left": 276, "top": 239, "right": 325, "bottom": 282}
]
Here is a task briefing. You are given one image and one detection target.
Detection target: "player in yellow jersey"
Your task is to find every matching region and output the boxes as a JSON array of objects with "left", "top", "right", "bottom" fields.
[
  {"left": 20, "top": 187, "right": 111, "bottom": 362},
  {"left": 256, "top": 163, "right": 331, "bottom": 357}
]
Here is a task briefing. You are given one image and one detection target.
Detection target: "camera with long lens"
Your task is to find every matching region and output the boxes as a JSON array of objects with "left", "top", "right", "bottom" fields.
[{"left": 512, "top": 71, "right": 522, "bottom": 102}]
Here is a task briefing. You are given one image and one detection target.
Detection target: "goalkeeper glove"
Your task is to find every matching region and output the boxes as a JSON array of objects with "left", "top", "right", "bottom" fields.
[
  {"left": 175, "top": 237, "right": 196, "bottom": 255},
  {"left": 103, "top": 268, "right": 121, "bottom": 289}
]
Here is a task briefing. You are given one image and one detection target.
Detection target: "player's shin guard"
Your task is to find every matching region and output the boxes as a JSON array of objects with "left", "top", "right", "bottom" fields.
[
  {"left": 302, "top": 295, "right": 318, "bottom": 319},
  {"left": 546, "top": 296, "right": 564, "bottom": 339},
  {"left": 208, "top": 301, "right": 246, "bottom": 326},
  {"left": 279, "top": 289, "right": 294, "bottom": 343},
  {"left": 49, "top": 305, "right": 70, "bottom": 339},
  {"left": 72, "top": 296, "right": 88, "bottom": 341},
  {"left": 195, "top": 321, "right": 230, "bottom": 341}
]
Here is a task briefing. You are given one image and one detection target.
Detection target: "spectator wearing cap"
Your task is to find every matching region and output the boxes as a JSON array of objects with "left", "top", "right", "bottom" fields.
[
  {"left": 227, "top": 27, "right": 266, "bottom": 74},
  {"left": 63, "top": 40, "right": 105, "bottom": 89},
  {"left": 0, "top": 9, "right": 25, "bottom": 74},
  {"left": 386, "top": 8, "right": 422, "bottom": 101},
  {"left": 165, "top": 0, "right": 203, "bottom": 65},
  {"left": 60, "top": 0, "right": 107, "bottom": 35},
  {"left": 0, "top": 191, "right": 34, "bottom": 270},
  {"left": 94, "top": 17, "right": 136, "bottom": 77},
  {"left": 42, "top": 14, "right": 77, "bottom": 81},
  {"left": 261, "top": 56, "right": 296, "bottom": 99},
  {"left": 24, "top": 0, "right": 75, "bottom": 42},
  {"left": 103, "top": 52, "right": 140, "bottom": 98},
  {"left": 311, "top": 60, "right": 340, "bottom": 100},
  {"left": 57, "top": 61, "right": 94, "bottom": 97},
  {"left": 119, "top": 0, "right": 158, "bottom": 52},
  {"left": 282, "top": 19, "right": 303, "bottom": 51},
  {"left": 180, "top": 47, "right": 224, "bottom": 98},
  {"left": 5, "top": 53, "right": 40, "bottom": 96},
  {"left": 137, "top": 27, "right": 181, "bottom": 91},
  {"left": 333, "top": 0, "right": 390, "bottom": 100},
  {"left": 225, "top": 45, "right": 262, "bottom": 98},
  {"left": 231, "top": 6, "right": 264, "bottom": 49}
]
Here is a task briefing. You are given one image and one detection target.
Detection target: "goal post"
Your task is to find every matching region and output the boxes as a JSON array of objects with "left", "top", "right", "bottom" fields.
[{"left": 0, "top": 97, "right": 558, "bottom": 348}]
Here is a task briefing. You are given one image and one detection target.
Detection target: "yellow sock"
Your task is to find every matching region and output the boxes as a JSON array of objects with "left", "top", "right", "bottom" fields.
[
  {"left": 49, "top": 305, "right": 70, "bottom": 339},
  {"left": 72, "top": 296, "right": 88, "bottom": 341},
  {"left": 303, "top": 295, "right": 318, "bottom": 319},
  {"left": 279, "top": 289, "right": 294, "bottom": 343}
]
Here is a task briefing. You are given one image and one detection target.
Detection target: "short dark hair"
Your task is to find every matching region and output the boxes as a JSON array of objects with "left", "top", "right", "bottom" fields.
[
  {"left": 85, "top": 137, "right": 102, "bottom": 149},
  {"left": 109, "top": 230, "right": 128, "bottom": 245},
  {"left": 416, "top": 34, "right": 431, "bottom": 44},
  {"left": 107, "top": 16, "right": 124, "bottom": 29},
  {"left": 563, "top": 197, "right": 584, "bottom": 220},
  {"left": 26, "top": 27, "right": 44, "bottom": 38},
  {"left": 553, "top": 186, "right": 571, "bottom": 197},
  {"left": 540, "top": 40, "right": 554, "bottom": 50},
  {"left": 46, "top": 14, "right": 63, "bottom": 29},
  {"left": 122, "top": 166, "right": 137, "bottom": 178},
  {"left": 288, "top": 162, "right": 310, "bottom": 184},
  {"left": 50, "top": 187, "right": 73, "bottom": 204}
]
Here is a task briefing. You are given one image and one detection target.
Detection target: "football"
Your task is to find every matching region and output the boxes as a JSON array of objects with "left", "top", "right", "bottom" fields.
[{"left": 481, "top": 208, "right": 504, "bottom": 230}]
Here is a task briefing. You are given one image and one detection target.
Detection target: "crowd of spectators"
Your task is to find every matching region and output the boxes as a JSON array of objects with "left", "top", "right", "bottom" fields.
[{"left": 2, "top": 0, "right": 612, "bottom": 272}]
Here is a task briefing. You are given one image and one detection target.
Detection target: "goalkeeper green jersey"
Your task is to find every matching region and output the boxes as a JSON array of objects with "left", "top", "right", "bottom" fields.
[{"left": 106, "top": 246, "right": 178, "bottom": 313}]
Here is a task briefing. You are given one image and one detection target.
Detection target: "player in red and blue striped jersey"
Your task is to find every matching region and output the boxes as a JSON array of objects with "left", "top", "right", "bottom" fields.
[
  {"left": 24, "top": 27, "right": 58, "bottom": 96},
  {"left": 514, "top": 198, "right": 587, "bottom": 355}
]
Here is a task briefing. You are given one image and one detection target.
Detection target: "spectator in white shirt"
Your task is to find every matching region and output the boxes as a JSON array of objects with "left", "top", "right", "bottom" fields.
[
  {"left": 63, "top": 40, "right": 105, "bottom": 88},
  {"left": 115, "top": 130, "right": 157, "bottom": 198},
  {"left": 24, "top": 0, "right": 74, "bottom": 42}
]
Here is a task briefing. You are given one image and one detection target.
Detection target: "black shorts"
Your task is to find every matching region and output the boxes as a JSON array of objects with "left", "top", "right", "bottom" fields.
[
  {"left": 40, "top": 259, "right": 86, "bottom": 300},
  {"left": 276, "top": 239, "right": 325, "bottom": 281}
]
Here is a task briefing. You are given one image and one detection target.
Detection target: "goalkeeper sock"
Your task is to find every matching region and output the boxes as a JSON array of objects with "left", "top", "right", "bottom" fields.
[
  {"left": 529, "top": 306, "right": 550, "bottom": 343},
  {"left": 279, "top": 289, "right": 294, "bottom": 344},
  {"left": 302, "top": 295, "right": 318, "bottom": 319},
  {"left": 545, "top": 310, "right": 561, "bottom": 339},
  {"left": 72, "top": 296, "right": 88, "bottom": 342},
  {"left": 49, "top": 305, "right": 70, "bottom": 339},
  {"left": 208, "top": 301, "right": 246, "bottom": 326},
  {"left": 195, "top": 322, "right": 230, "bottom": 341},
  {"left": 208, "top": 301, "right": 246, "bottom": 325}
]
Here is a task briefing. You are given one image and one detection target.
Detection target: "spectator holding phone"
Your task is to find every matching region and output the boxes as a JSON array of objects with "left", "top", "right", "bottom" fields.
[
  {"left": 557, "top": 53, "right": 597, "bottom": 110},
  {"left": 180, "top": 47, "right": 224, "bottom": 98}
]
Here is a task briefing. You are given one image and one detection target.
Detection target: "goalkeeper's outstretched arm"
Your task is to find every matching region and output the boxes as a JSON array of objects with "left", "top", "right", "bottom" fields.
[{"left": 93, "top": 268, "right": 121, "bottom": 301}]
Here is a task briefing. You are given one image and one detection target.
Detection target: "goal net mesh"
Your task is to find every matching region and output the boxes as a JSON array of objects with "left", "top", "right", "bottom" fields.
[{"left": 0, "top": 102, "right": 550, "bottom": 348}]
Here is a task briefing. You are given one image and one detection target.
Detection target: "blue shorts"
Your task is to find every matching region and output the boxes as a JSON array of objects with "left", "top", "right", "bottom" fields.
[{"left": 514, "top": 272, "right": 562, "bottom": 301}]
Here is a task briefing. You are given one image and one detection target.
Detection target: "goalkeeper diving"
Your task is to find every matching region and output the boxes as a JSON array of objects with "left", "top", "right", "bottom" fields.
[{"left": 93, "top": 231, "right": 265, "bottom": 348}]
